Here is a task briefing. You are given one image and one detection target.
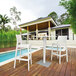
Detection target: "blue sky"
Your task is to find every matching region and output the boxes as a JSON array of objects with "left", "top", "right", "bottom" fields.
[{"left": 0, "top": 0, "right": 66, "bottom": 28}]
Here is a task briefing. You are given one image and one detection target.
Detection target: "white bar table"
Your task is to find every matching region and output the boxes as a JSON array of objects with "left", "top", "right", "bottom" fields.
[{"left": 37, "top": 36, "right": 51, "bottom": 67}]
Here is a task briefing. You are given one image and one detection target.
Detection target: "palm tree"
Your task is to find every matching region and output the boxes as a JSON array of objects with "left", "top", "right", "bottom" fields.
[{"left": 0, "top": 14, "right": 10, "bottom": 30}]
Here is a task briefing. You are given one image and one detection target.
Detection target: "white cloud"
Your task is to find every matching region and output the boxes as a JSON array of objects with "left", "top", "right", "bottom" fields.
[{"left": 0, "top": 0, "right": 66, "bottom": 29}]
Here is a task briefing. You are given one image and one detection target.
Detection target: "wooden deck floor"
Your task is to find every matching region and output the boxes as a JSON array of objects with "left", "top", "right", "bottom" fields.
[{"left": 0, "top": 48, "right": 76, "bottom": 76}]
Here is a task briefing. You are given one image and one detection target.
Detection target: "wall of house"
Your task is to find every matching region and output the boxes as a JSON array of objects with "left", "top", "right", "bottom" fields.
[
  {"left": 69, "top": 28, "right": 76, "bottom": 40},
  {"left": 74, "top": 34, "right": 76, "bottom": 40},
  {"left": 69, "top": 28, "right": 74, "bottom": 40}
]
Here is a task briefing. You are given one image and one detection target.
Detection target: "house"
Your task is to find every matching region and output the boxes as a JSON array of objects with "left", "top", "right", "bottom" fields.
[
  {"left": 19, "top": 16, "right": 76, "bottom": 41},
  {"left": 52, "top": 24, "right": 76, "bottom": 40}
]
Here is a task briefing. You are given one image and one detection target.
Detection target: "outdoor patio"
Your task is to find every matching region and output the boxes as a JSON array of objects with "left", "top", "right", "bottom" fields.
[{"left": 0, "top": 48, "right": 76, "bottom": 76}]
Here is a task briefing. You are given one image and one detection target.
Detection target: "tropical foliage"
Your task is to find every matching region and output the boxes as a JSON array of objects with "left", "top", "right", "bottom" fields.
[
  {"left": 0, "top": 30, "right": 27, "bottom": 48},
  {"left": 0, "top": 6, "right": 26, "bottom": 49},
  {"left": 10, "top": 6, "right": 21, "bottom": 26},
  {"left": 48, "top": 11, "right": 58, "bottom": 21},
  {"left": 59, "top": 0, "right": 76, "bottom": 34},
  {"left": 0, "top": 30, "right": 17, "bottom": 48},
  {"left": 57, "top": 12, "right": 71, "bottom": 25},
  {"left": 0, "top": 14, "right": 10, "bottom": 30},
  {"left": 48, "top": 11, "right": 70, "bottom": 25}
]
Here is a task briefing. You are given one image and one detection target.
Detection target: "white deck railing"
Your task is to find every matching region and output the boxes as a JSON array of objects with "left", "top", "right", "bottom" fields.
[{"left": 22, "top": 35, "right": 75, "bottom": 41}]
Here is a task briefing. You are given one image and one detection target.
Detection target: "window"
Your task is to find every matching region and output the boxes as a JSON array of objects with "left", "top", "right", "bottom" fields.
[{"left": 56, "top": 28, "right": 69, "bottom": 40}]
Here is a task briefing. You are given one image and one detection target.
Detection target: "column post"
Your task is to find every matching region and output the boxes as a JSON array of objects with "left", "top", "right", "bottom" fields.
[
  {"left": 20, "top": 27, "right": 22, "bottom": 35},
  {"left": 27, "top": 26, "right": 29, "bottom": 40},
  {"left": 48, "top": 21, "right": 51, "bottom": 40},
  {"left": 36, "top": 24, "right": 38, "bottom": 40}
]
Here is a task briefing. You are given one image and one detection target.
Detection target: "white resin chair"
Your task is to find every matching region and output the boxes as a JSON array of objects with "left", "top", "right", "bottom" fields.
[
  {"left": 51, "top": 36, "right": 68, "bottom": 64},
  {"left": 14, "top": 35, "right": 32, "bottom": 71}
]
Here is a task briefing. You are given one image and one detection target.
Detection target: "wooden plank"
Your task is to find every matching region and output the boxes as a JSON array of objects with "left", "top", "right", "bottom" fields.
[
  {"left": 59, "top": 63, "right": 67, "bottom": 76},
  {"left": 53, "top": 57, "right": 65, "bottom": 76},
  {"left": 65, "top": 62, "right": 71, "bottom": 76},
  {"left": 41, "top": 62, "right": 56, "bottom": 76},
  {"left": 0, "top": 48, "right": 76, "bottom": 76},
  {"left": 71, "top": 61, "right": 76, "bottom": 76},
  {"left": 47, "top": 62, "right": 59, "bottom": 76}
]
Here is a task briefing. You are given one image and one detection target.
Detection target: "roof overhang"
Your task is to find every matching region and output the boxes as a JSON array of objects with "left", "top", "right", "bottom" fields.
[
  {"left": 52, "top": 24, "right": 71, "bottom": 29},
  {"left": 19, "top": 16, "right": 57, "bottom": 28}
]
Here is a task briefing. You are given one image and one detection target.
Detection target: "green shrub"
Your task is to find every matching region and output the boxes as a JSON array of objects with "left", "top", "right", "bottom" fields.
[{"left": 0, "top": 30, "right": 19, "bottom": 48}]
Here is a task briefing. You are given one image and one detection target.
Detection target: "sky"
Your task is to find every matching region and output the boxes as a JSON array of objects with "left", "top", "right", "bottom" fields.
[{"left": 0, "top": 0, "right": 66, "bottom": 29}]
